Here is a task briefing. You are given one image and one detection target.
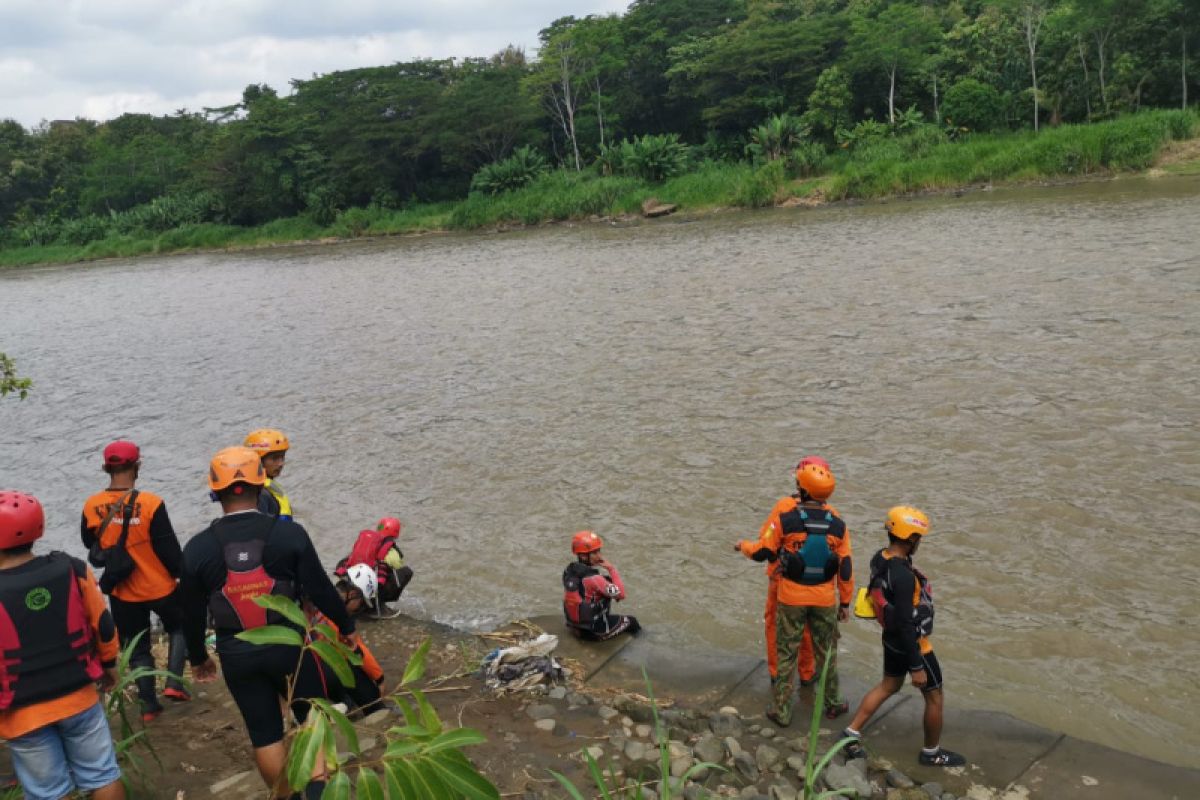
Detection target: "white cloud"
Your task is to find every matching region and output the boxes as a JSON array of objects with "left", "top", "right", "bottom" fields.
[{"left": 2, "top": 1, "right": 630, "bottom": 127}]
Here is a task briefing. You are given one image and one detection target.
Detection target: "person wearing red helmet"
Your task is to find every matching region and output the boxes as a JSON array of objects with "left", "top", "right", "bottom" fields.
[
  {"left": 562, "top": 531, "right": 640, "bottom": 641},
  {"left": 332, "top": 517, "right": 413, "bottom": 615},
  {"left": 762, "top": 456, "right": 829, "bottom": 686},
  {"left": 735, "top": 460, "right": 854, "bottom": 726},
  {"left": 0, "top": 490, "right": 125, "bottom": 800},
  {"left": 80, "top": 440, "right": 188, "bottom": 722}
]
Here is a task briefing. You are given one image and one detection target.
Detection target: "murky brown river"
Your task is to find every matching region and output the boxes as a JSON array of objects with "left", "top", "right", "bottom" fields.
[{"left": 2, "top": 176, "right": 1198, "bottom": 767}]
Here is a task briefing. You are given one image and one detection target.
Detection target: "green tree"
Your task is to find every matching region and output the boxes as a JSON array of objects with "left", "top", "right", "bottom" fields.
[
  {"left": 801, "top": 66, "right": 853, "bottom": 143},
  {"left": 527, "top": 17, "right": 586, "bottom": 170},
  {"left": 943, "top": 78, "right": 1008, "bottom": 131},
  {"left": 847, "top": 3, "right": 942, "bottom": 125},
  {"left": 667, "top": 9, "right": 847, "bottom": 135},
  {"left": 995, "top": 0, "right": 1052, "bottom": 130},
  {"left": 438, "top": 54, "right": 543, "bottom": 174}
]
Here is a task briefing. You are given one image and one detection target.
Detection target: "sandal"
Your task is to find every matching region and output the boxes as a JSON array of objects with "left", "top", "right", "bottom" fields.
[{"left": 824, "top": 701, "right": 849, "bottom": 719}]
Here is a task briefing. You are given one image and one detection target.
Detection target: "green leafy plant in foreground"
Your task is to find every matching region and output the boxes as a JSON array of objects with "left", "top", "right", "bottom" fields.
[
  {"left": 237, "top": 594, "right": 498, "bottom": 799},
  {"left": 0, "top": 352, "right": 31, "bottom": 399},
  {"left": 800, "top": 650, "right": 859, "bottom": 800},
  {"left": 103, "top": 631, "right": 183, "bottom": 796},
  {"left": 549, "top": 668, "right": 723, "bottom": 799}
]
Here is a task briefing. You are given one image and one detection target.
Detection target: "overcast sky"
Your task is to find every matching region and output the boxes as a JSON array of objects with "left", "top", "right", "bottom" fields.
[{"left": 1, "top": 0, "right": 631, "bottom": 129}]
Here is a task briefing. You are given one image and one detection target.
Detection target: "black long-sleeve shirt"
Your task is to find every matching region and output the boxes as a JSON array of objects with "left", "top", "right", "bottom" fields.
[
  {"left": 178, "top": 509, "right": 353, "bottom": 666},
  {"left": 872, "top": 548, "right": 926, "bottom": 671}
]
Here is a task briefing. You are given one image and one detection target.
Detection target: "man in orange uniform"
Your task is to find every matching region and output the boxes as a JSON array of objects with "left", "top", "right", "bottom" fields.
[
  {"left": 763, "top": 456, "right": 831, "bottom": 686},
  {"left": 0, "top": 490, "right": 124, "bottom": 800},
  {"left": 736, "top": 463, "right": 853, "bottom": 726},
  {"left": 80, "top": 440, "right": 187, "bottom": 722}
]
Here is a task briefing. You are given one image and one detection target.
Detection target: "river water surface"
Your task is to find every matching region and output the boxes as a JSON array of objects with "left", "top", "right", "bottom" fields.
[{"left": 2, "top": 177, "right": 1198, "bottom": 767}]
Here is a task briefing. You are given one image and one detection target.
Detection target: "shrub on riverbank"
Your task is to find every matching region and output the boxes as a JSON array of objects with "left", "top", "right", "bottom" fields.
[{"left": 824, "top": 109, "right": 1199, "bottom": 200}]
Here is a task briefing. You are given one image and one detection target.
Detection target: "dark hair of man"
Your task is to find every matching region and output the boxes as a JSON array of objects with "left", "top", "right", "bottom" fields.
[
  {"left": 216, "top": 482, "right": 262, "bottom": 503},
  {"left": 104, "top": 462, "right": 139, "bottom": 479},
  {"left": 0, "top": 543, "right": 34, "bottom": 556}
]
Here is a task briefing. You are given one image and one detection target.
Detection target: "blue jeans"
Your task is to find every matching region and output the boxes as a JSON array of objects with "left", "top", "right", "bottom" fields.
[{"left": 6, "top": 700, "right": 121, "bottom": 800}]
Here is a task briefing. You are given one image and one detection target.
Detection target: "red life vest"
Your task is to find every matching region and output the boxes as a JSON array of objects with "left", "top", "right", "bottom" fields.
[
  {"left": 0, "top": 553, "right": 103, "bottom": 711},
  {"left": 562, "top": 562, "right": 612, "bottom": 630},
  {"left": 207, "top": 524, "right": 296, "bottom": 631},
  {"left": 334, "top": 529, "right": 399, "bottom": 586}
]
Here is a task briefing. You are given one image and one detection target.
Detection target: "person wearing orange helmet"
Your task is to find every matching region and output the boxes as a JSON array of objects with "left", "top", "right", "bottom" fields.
[
  {"left": 244, "top": 428, "right": 292, "bottom": 521},
  {"left": 0, "top": 490, "right": 125, "bottom": 800},
  {"left": 562, "top": 531, "right": 640, "bottom": 640},
  {"left": 842, "top": 507, "right": 966, "bottom": 768},
  {"left": 735, "top": 461, "right": 854, "bottom": 726},
  {"left": 762, "top": 456, "right": 831, "bottom": 687},
  {"left": 178, "top": 447, "right": 354, "bottom": 799},
  {"left": 80, "top": 440, "right": 188, "bottom": 722}
]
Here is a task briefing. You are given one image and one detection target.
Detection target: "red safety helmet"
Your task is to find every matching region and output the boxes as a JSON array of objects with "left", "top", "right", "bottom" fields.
[
  {"left": 796, "top": 455, "right": 829, "bottom": 471},
  {"left": 796, "top": 463, "right": 836, "bottom": 501},
  {"left": 571, "top": 530, "right": 603, "bottom": 556},
  {"left": 0, "top": 491, "right": 45, "bottom": 549},
  {"left": 376, "top": 517, "right": 402, "bottom": 538}
]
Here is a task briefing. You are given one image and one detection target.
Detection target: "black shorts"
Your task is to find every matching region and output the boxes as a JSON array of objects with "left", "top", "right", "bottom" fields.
[
  {"left": 216, "top": 638, "right": 333, "bottom": 747},
  {"left": 883, "top": 641, "right": 943, "bottom": 692}
]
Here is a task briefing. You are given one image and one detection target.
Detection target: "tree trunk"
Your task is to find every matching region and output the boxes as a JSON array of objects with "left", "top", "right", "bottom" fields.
[
  {"left": 1077, "top": 37, "right": 1092, "bottom": 118},
  {"left": 888, "top": 64, "right": 897, "bottom": 126},
  {"left": 561, "top": 51, "right": 581, "bottom": 171},
  {"left": 1023, "top": 4, "right": 1045, "bottom": 133},
  {"left": 1184, "top": 29, "right": 1189, "bottom": 111},
  {"left": 1095, "top": 28, "right": 1111, "bottom": 114},
  {"left": 594, "top": 77, "right": 606, "bottom": 149}
]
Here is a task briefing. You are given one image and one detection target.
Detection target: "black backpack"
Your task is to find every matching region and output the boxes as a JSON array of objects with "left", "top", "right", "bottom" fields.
[{"left": 87, "top": 490, "right": 139, "bottom": 595}]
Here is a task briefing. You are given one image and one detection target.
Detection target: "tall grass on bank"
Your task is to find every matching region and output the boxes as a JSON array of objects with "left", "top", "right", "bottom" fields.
[
  {"left": 824, "top": 108, "right": 1199, "bottom": 200},
  {"left": 3, "top": 110, "right": 1197, "bottom": 269}
]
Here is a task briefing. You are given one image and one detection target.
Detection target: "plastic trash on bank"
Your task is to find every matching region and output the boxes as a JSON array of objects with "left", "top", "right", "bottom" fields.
[{"left": 481, "top": 633, "right": 565, "bottom": 693}]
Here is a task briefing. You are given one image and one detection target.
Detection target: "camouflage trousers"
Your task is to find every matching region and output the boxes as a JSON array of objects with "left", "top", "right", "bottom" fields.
[{"left": 769, "top": 604, "right": 843, "bottom": 725}]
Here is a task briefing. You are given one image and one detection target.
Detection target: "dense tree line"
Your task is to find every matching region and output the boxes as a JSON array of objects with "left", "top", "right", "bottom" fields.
[{"left": 2, "top": 0, "right": 1196, "bottom": 242}]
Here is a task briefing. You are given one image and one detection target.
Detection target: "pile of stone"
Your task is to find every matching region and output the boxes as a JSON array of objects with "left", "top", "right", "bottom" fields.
[{"left": 524, "top": 694, "right": 970, "bottom": 800}]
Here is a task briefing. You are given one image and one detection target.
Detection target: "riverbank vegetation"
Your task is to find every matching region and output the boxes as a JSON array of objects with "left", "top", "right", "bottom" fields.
[{"left": 2, "top": 0, "right": 1199, "bottom": 267}]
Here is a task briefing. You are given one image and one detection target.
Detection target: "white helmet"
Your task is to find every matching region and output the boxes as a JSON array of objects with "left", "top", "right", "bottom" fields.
[{"left": 347, "top": 564, "right": 378, "bottom": 605}]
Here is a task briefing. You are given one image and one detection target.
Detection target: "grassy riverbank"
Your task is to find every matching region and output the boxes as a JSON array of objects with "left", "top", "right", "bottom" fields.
[{"left": 3, "top": 110, "right": 1198, "bottom": 269}]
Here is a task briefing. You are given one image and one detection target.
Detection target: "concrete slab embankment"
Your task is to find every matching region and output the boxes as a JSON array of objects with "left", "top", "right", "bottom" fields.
[{"left": 528, "top": 615, "right": 1198, "bottom": 799}]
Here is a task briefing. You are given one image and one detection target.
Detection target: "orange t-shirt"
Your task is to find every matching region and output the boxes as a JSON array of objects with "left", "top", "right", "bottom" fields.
[
  {"left": 0, "top": 564, "right": 120, "bottom": 739},
  {"left": 81, "top": 489, "right": 176, "bottom": 602}
]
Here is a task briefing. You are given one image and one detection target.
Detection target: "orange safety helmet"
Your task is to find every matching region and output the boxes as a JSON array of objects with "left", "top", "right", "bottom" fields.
[
  {"left": 376, "top": 517, "right": 402, "bottom": 538},
  {"left": 244, "top": 428, "right": 290, "bottom": 457},
  {"left": 208, "top": 446, "right": 267, "bottom": 492},
  {"left": 571, "top": 530, "right": 603, "bottom": 556},
  {"left": 796, "top": 455, "right": 830, "bottom": 471},
  {"left": 796, "top": 463, "right": 836, "bottom": 501},
  {"left": 885, "top": 506, "right": 930, "bottom": 540},
  {"left": 0, "top": 491, "right": 44, "bottom": 549}
]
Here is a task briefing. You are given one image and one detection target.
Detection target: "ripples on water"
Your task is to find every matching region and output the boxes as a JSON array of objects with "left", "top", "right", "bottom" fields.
[{"left": 2, "top": 177, "right": 1198, "bottom": 767}]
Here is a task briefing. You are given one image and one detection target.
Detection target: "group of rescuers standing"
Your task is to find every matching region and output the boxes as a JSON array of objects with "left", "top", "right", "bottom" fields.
[{"left": 0, "top": 438, "right": 963, "bottom": 800}]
